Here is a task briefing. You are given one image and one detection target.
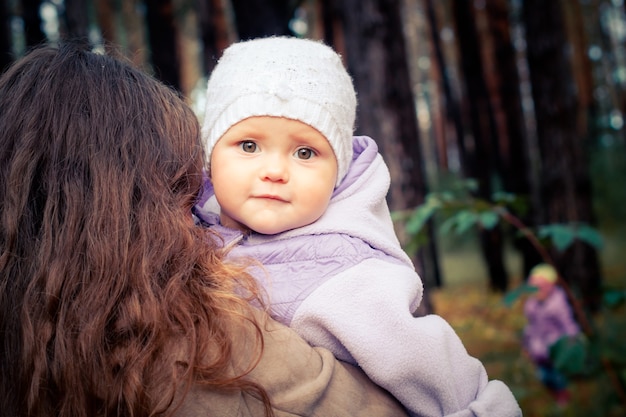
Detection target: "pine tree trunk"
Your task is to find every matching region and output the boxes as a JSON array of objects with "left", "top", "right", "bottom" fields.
[
  {"left": 424, "top": 0, "right": 462, "bottom": 172},
  {"left": 230, "top": 0, "right": 294, "bottom": 39},
  {"left": 522, "top": 0, "right": 602, "bottom": 310},
  {"left": 21, "top": 0, "right": 45, "bottom": 47},
  {"left": 121, "top": 0, "right": 148, "bottom": 69},
  {"left": 562, "top": 0, "right": 594, "bottom": 139},
  {"left": 485, "top": 0, "right": 542, "bottom": 278},
  {"left": 145, "top": 0, "right": 181, "bottom": 91},
  {"left": 338, "top": 0, "right": 426, "bottom": 210},
  {"left": 95, "top": 0, "right": 116, "bottom": 47},
  {"left": 0, "top": 0, "right": 12, "bottom": 72},
  {"left": 198, "top": 0, "right": 235, "bottom": 74},
  {"left": 452, "top": 0, "right": 509, "bottom": 292},
  {"left": 63, "top": 0, "right": 90, "bottom": 39},
  {"left": 174, "top": 0, "right": 202, "bottom": 98}
]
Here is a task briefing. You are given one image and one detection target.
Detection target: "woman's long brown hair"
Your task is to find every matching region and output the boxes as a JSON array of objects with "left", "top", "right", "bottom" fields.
[{"left": 0, "top": 42, "right": 270, "bottom": 417}]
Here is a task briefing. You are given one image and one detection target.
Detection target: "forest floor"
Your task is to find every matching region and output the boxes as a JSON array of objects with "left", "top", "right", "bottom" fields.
[{"left": 429, "top": 233, "right": 626, "bottom": 417}]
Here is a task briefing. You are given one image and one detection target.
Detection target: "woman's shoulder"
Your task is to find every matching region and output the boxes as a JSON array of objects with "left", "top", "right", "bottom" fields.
[{"left": 173, "top": 312, "right": 409, "bottom": 417}]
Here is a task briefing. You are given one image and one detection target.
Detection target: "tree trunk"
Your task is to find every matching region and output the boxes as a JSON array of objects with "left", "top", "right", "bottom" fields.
[
  {"left": 451, "top": 0, "right": 509, "bottom": 292},
  {"left": 198, "top": 0, "right": 235, "bottom": 74},
  {"left": 484, "top": 0, "right": 542, "bottom": 278},
  {"left": 173, "top": 0, "right": 202, "bottom": 98},
  {"left": 402, "top": 0, "right": 443, "bottom": 288},
  {"left": 0, "top": 0, "right": 12, "bottom": 72},
  {"left": 562, "top": 0, "right": 594, "bottom": 140},
  {"left": 21, "top": 0, "right": 45, "bottom": 48},
  {"left": 318, "top": 0, "right": 335, "bottom": 44},
  {"left": 339, "top": 0, "right": 426, "bottom": 211},
  {"left": 95, "top": 0, "right": 117, "bottom": 47},
  {"left": 63, "top": 0, "right": 90, "bottom": 40},
  {"left": 337, "top": 0, "right": 439, "bottom": 307},
  {"left": 522, "top": 0, "right": 602, "bottom": 310},
  {"left": 121, "top": 0, "right": 148, "bottom": 69},
  {"left": 145, "top": 0, "right": 181, "bottom": 91},
  {"left": 230, "top": 0, "right": 296, "bottom": 39},
  {"left": 423, "top": 0, "right": 465, "bottom": 173}
]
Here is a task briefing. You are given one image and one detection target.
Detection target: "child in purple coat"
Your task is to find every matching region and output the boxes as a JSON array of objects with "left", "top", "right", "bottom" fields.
[{"left": 523, "top": 263, "right": 581, "bottom": 404}]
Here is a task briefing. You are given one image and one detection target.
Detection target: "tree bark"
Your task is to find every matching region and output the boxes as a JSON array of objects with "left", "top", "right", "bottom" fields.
[
  {"left": 562, "top": 0, "right": 594, "bottom": 139},
  {"left": 451, "top": 0, "right": 509, "bottom": 292},
  {"left": 230, "top": 0, "right": 296, "bottom": 39},
  {"left": 198, "top": 0, "right": 235, "bottom": 74},
  {"left": 63, "top": 0, "right": 90, "bottom": 40},
  {"left": 21, "top": 0, "right": 45, "bottom": 48},
  {"left": 121, "top": 0, "right": 148, "bottom": 69},
  {"left": 484, "top": 0, "right": 542, "bottom": 278},
  {"left": 0, "top": 0, "right": 12, "bottom": 72},
  {"left": 522, "top": 0, "right": 602, "bottom": 310},
  {"left": 145, "top": 0, "right": 181, "bottom": 91},
  {"left": 424, "top": 0, "right": 462, "bottom": 172},
  {"left": 174, "top": 0, "right": 202, "bottom": 98},
  {"left": 94, "top": 0, "right": 117, "bottom": 47},
  {"left": 339, "top": 0, "right": 426, "bottom": 211}
]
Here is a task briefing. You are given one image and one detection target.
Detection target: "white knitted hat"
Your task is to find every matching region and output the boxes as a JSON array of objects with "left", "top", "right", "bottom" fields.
[{"left": 201, "top": 36, "right": 357, "bottom": 185}]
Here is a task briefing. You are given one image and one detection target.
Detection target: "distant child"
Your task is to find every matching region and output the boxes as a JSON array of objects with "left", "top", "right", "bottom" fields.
[
  {"left": 195, "top": 36, "right": 521, "bottom": 417},
  {"left": 523, "top": 263, "right": 580, "bottom": 405}
]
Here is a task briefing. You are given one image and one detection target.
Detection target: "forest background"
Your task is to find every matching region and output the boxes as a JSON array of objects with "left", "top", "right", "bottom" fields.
[{"left": 2, "top": 0, "right": 626, "bottom": 416}]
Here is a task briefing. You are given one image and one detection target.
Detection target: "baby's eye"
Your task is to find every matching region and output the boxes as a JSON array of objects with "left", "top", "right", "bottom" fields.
[
  {"left": 294, "top": 147, "right": 316, "bottom": 160},
  {"left": 240, "top": 141, "right": 258, "bottom": 153}
]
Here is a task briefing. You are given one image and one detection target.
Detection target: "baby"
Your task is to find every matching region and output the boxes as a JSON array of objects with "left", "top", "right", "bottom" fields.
[{"left": 195, "top": 36, "right": 521, "bottom": 417}]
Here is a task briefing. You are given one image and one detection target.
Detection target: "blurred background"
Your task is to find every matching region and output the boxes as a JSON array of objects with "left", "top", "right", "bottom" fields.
[{"left": 1, "top": 0, "right": 625, "bottom": 416}]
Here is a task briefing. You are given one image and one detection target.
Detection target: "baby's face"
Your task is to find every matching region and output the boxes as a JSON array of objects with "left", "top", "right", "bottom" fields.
[{"left": 210, "top": 116, "right": 338, "bottom": 235}]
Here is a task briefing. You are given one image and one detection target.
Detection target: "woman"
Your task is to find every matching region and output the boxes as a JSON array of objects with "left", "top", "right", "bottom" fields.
[{"left": 0, "top": 42, "right": 407, "bottom": 417}]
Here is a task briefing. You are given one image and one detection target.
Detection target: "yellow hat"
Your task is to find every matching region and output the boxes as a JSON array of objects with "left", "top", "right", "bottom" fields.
[{"left": 529, "top": 263, "right": 558, "bottom": 284}]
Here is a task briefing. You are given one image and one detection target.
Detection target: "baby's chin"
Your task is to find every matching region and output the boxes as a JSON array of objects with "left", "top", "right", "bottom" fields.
[
  {"left": 250, "top": 219, "right": 319, "bottom": 236},
  {"left": 250, "top": 224, "right": 298, "bottom": 236}
]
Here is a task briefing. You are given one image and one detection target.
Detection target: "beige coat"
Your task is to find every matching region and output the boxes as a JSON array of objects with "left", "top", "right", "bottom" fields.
[{"left": 173, "top": 311, "right": 408, "bottom": 417}]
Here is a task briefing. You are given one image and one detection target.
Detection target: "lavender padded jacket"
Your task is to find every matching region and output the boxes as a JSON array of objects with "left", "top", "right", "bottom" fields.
[
  {"left": 523, "top": 286, "right": 580, "bottom": 363},
  {"left": 195, "top": 136, "right": 521, "bottom": 417}
]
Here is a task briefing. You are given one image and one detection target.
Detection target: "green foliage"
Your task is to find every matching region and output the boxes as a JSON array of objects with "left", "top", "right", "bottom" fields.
[
  {"left": 537, "top": 224, "right": 604, "bottom": 252},
  {"left": 404, "top": 196, "right": 439, "bottom": 235},
  {"left": 502, "top": 284, "right": 537, "bottom": 307},
  {"left": 604, "top": 288, "right": 626, "bottom": 308},
  {"left": 550, "top": 335, "right": 595, "bottom": 376},
  {"left": 399, "top": 176, "right": 603, "bottom": 254}
]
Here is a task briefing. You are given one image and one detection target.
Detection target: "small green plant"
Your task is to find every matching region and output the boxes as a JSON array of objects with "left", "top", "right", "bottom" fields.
[{"left": 397, "top": 177, "right": 626, "bottom": 414}]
